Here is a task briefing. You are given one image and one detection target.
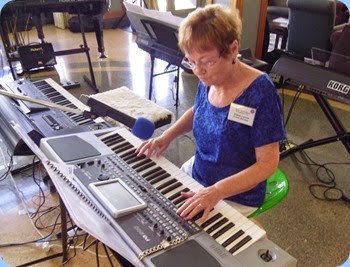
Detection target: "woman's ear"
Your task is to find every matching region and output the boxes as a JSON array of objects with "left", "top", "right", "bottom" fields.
[{"left": 230, "top": 40, "right": 240, "bottom": 63}]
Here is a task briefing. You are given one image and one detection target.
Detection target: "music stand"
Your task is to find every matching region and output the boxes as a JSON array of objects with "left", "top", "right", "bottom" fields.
[{"left": 140, "top": 18, "right": 184, "bottom": 107}]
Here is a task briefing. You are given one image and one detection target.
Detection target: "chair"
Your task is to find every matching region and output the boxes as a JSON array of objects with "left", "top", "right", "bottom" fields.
[
  {"left": 286, "top": 0, "right": 337, "bottom": 59},
  {"left": 329, "top": 23, "right": 350, "bottom": 76},
  {"left": 263, "top": 0, "right": 289, "bottom": 56},
  {"left": 267, "top": 0, "right": 289, "bottom": 21},
  {"left": 248, "top": 168, "right": 289, "bottom": 218}
]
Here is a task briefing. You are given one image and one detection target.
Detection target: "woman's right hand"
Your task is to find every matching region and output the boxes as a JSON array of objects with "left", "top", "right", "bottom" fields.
[
  {"left": 136, "top": 107, "right": 194, "bottom": 158},
  {"left": 135, "top": 135, "right": 170, "bottom": 158}
]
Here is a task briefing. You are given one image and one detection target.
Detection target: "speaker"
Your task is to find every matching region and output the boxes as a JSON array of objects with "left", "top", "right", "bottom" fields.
[{"left": 18, "top": 43, "right": 56, "bottom": 71}]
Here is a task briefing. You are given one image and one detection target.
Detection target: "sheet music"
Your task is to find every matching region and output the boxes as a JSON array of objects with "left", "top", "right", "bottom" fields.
[{"left": 124, "top": 1, "right": 183, "bottom": 29}]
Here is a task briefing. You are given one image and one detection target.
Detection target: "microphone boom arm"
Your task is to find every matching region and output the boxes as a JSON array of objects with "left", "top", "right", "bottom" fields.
[{"left": 0, "top": 89, "right": 85, "bottom": 115}]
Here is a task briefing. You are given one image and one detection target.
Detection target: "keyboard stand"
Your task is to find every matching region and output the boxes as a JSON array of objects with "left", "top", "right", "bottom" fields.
[
  {"left": 0, "top": 3, "right": 99, "bottom": 93},
  {"left": 271, "top": 56, "right": 350, "bottom": 158},
  {"left": 55, "top": 10, "right": 99, "bottom": 93},
  {"left": 280, "top": 92, "right": 350, "bottom": 158}
]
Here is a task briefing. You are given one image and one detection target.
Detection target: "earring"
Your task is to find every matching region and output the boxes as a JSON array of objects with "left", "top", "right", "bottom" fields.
[{"left": 232, "top": 59, "right": 236, "bottom": 64}]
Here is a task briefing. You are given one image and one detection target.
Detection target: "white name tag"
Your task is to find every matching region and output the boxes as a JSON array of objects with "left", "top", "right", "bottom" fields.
[{"left": 228, "top": 103, "right": 256, "bottom": 126}]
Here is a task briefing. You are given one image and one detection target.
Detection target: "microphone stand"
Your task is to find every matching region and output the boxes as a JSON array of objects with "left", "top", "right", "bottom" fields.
[{"left": 0, "top": 89, "right": 97, "bottom": 120}]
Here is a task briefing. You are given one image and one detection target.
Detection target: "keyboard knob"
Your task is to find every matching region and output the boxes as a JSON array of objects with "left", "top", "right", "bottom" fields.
[
  {"left": 260, "top": 250, "right": 273, "bottom": 262},
  {"left": 98, "top": 173, "right": 109, "bottom": 181}
]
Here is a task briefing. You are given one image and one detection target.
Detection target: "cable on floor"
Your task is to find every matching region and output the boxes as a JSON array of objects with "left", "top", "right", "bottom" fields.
[{"left": 294, "top": 149, "right": 350, "bottom": 203}]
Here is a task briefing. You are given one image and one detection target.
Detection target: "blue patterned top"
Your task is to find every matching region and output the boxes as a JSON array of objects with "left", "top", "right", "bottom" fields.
[{"left": 192, "top": 73, "right": 286, "bottom": 207}]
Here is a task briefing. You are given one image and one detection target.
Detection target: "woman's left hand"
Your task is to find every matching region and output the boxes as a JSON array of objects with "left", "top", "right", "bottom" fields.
[{"left": 176, "top": 185, "right": 222, "bottom": 223}]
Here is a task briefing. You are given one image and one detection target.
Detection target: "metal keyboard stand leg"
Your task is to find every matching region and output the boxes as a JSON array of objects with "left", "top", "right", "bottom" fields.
[
  {"left": 53, "top": 10, "right": 99, "bottom": 93},
  {"left": 78, "top": 10, "right": 99, "bottom": 93},
  {"left": 82, "top": 238, "right": 116, "bottom": 267},
  {"left": 280, "top": 93, "right": 350, "bottom": 158},
  {"left": 59, "top": 197, "right": 69, "bottom": 263},
  {"left": 148, "top": 54, "right": 180, "bottom": 107}
]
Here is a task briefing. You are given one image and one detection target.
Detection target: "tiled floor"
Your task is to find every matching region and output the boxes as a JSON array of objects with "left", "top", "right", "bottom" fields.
[{"left": 0, "top": 20, "right": 350, "bottom": 267}]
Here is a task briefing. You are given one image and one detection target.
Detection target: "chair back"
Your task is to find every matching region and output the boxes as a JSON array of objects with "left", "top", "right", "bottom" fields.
[
  {"left": 287, "top": 0, "right": 336, "bottom": 58},
  {"left": 329, "top": 23, "right": 350, "bottom": 76},
  {"left": 267, "top": 0, "right": 289, "bottom": 21}
]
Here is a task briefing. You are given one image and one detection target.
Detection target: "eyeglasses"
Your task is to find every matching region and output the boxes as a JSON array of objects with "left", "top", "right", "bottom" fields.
[{"left": 181, "top": 55, "right": 221, "bottom": 70}]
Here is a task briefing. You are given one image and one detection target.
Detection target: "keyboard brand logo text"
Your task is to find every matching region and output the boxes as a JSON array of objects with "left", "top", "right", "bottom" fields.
[{"left": 327, "top": 80, "right": 349, "bottom": 94}]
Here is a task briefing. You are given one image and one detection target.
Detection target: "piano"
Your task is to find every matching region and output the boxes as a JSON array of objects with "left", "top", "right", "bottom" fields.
[
  {"left": 40, "top": 127, "right": 297, "bottom": 266},
  {"left": 0, "top": 78, "right": 110, "bottom": 155}
]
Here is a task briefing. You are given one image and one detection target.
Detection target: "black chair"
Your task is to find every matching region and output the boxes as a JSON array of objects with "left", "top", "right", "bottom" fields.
[
  {"left": 267, "top": 0, "right": 289, "bottom": 22},
  {"left": 263, "top": 0, "right": 289, "bottom": 58},
  {"left": 286, "top": 0, "right": 337, "bottom": 59}
]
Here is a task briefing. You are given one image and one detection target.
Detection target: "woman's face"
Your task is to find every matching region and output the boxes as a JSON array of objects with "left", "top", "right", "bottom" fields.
[{"left": 184, "top": 42, "right": 237, "bottom": 86}]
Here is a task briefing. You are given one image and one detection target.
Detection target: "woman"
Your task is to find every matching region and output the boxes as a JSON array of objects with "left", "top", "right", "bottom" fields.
[{"left": 136, "top": 4, "right": 286, "bottom": 222}]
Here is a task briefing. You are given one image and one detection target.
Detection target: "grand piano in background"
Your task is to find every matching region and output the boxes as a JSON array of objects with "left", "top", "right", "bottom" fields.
[{"left": 0, "top": 0, "right": 110, "bottom": 91}]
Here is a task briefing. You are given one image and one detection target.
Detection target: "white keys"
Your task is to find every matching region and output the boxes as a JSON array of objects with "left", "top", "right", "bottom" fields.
[{"left": 99, "top": 128, "right": 266, "bottom": 256}]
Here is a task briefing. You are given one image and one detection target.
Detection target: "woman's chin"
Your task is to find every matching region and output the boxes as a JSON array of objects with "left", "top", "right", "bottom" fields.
[{"left": 199, "top": 79, "right": 210, "bottom": 86}]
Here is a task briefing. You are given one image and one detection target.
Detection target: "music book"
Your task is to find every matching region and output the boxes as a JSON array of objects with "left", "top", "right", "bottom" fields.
[{"left": 124, "top": 1, "right": 183, "bottom": 35}]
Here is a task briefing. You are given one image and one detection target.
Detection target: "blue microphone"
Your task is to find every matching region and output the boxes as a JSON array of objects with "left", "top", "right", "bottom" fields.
[{"left": 131, "top": 117, "right": 155, "bottom": 140}]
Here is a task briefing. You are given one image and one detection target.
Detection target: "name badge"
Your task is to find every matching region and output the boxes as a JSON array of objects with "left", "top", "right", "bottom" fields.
[{"left": 228, "top": 103, "right": 256, "bottom": 126}]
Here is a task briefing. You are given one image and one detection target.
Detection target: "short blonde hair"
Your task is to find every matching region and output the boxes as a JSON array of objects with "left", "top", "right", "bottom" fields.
[{"left": 178, "top": 4, "right": 242, "bottom": 57}]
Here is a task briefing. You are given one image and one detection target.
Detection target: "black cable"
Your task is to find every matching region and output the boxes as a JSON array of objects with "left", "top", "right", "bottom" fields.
[
  {"left": 278, "top": 80, "right": 350, "bottom": 203},
  {"left": 293, "top": 149, "right": 350, "bottom": 203},
  {"left": 0, "top": 211, "right": 61, "bottom": 248},
  {"left": 282, "top": 82, "right": 304, "bottom": 128},
  {"left": 0, "top": 155, "right": 65, "bottom": 248},
  {"left": 58, "top": 213, "right": 83, "bottom": 267},
  {"left": 29, "top": 156, "right": 48, "bottom": 219},
  {"left": 34, "top": 205, "right": 60, "bottom": 230},
  {"left": 60, "top": 227, "right": 80, "bottom": 266}
]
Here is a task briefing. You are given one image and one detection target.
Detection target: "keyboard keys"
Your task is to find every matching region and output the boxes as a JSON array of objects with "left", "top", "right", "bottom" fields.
[{"left": 98, "top": 128, "right": 266, "bottom": 256}]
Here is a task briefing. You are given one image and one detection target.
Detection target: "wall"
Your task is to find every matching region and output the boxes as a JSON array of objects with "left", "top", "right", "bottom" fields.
[
  {"left": 240, "top": 0, "right": 262, "bottom": 56},
  {"left": 211, "top": 0, "right": 266, "bottom": 57}
]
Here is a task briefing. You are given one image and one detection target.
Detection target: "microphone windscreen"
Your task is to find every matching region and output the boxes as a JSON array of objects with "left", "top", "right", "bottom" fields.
[{"left": 132, "top": 117, "right": 155, "bottom": 140}]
